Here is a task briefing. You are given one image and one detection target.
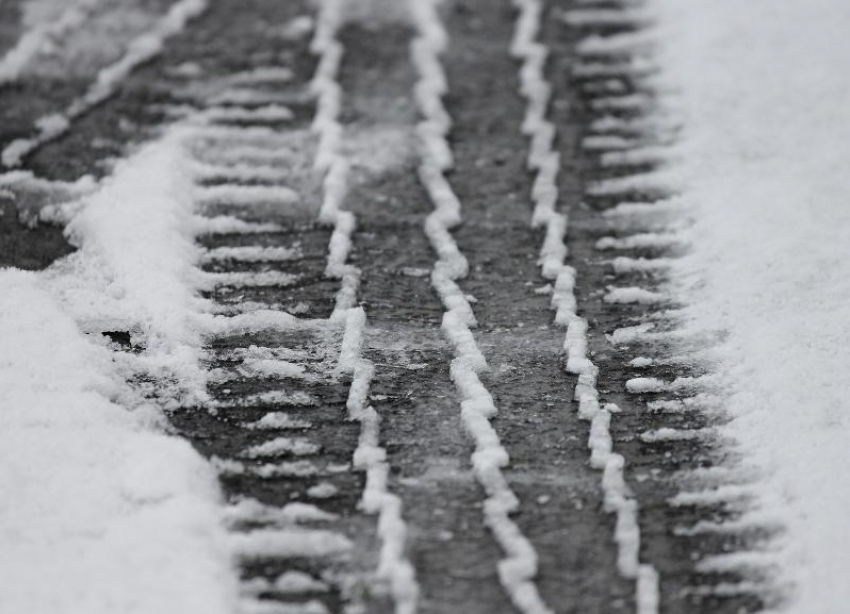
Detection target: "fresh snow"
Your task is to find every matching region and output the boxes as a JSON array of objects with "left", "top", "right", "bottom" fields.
[
  {"left": 0, "top": 270, "right": 237, "bottom": 614},
  {"left": 650, "top": 0, "right": 850, "bottom": 611}
]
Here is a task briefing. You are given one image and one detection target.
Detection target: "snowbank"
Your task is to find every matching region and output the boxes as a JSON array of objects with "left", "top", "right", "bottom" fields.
[
  {"left": 0, "top": 270, "right": 237, "bottom": 614},
  {"left": 0, "top": 127, "right": 235, "bottom": 613},
  {"left": 651, "top": 0, "right": 850, "bottom": 611}
]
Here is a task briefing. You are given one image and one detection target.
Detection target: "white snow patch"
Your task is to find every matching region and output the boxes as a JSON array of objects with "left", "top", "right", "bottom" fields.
[
  {"left": 0, "top": 270, "right": 237, "bottom": 614},
  {"left": 650, "top": 0, "right": 850, "bottom": 608}
]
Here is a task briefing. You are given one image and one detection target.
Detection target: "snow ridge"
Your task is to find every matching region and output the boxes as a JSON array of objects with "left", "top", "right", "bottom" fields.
[
  {"left": 511, "top": 2, "right": 660, "bottom": 612},
  {"left": 410, "top": 2, "right": 553, "bottom": 613},
  {"left": 309, "top": 3, "right": 419, "bottom": 612},
  {"left": 2, "top": 0, "right": 209, "bottom": 167}
]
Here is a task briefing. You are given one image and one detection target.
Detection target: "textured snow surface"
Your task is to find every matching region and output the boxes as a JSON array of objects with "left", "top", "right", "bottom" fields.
[
  {"left": 652, "top": 0, "right": 850, "bottom": 611},
  {"left": 48, "top": 129, "right": 210, "bottom": 404},
  {"left": 0, "top": 271, "right": 237, "bottom": 614},
  {"left": 0, "top": 127, "right": 236, "bottom": 613}
]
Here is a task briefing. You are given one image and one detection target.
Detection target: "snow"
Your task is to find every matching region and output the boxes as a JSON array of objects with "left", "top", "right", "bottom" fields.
[
  {"left": 240, "top": 437, "right": 321, "bottom": 459},
  {"left": 515, "top": 1, "right": 658, "bottom": 608},
  {"left": 47, "top": 128, "right": 210, "bottom": 405},
  {"left": 229, "top": 528, "right": 353, "bottom": 560},
  {"left": 0, "top": 0, "right": 102, "bottom": 84},
  {"left": 2, "top": 0, "right": 208, "bottom": 167},
  {"left": 309, "top": 3, "right": 419, "bottom": 610},
  {"left": 648, "top": 0, "right": 850, "bottom": 610},
  {"left": 411, "top": 2, "right": 556, "bottom": 612},
  {"left": 0, "top": 270, "right": 237, "bottom": 614}
]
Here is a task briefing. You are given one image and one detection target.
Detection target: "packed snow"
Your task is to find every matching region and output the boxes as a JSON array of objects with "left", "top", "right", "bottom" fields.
[{"left": 650, "top": 0, "right": 850, "bottom": 611}]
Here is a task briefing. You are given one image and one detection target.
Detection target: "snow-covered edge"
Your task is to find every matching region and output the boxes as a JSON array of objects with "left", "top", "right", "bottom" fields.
[
  {"left": 511, "top": 2, "right": 660, "bottom": 613},
  {"left": 309, "top": 3, "right": 419, "bottom": 612},
  {"left": 409, "top": 2, "right": 554, "bottom": 613},
  {"left": 0, "top": 0, "right": 103, "bottom": 84}
]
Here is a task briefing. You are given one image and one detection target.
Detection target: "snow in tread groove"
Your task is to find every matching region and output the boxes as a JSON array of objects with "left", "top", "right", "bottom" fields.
[
  {"left": 516, "top": 2, "right": 659, "bottom": 612},
  {"left": 411, "top": 1, "right": 578, "bottom": 612}
]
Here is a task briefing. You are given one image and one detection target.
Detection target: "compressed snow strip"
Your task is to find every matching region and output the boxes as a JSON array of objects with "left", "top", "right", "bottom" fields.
[
  {"left": 193, "top": 161, "right": 292, "bottom": 183},
  {"left": 307, "top": 482, "right": 339, "bottom": 499},
  {"left": 611, "top": 256, "right": 673, "bottom": 274},
  {"left": 0, "top": 270, "right": 238, "bottom": 614},
  {"left": 582, "top": 135, "right": 637, "bottom": 152},
  {"left": 230, "top": 529, "right": 352, "bottom": 560},
  {"left": 241, "top": 571, "right": 330, "bottom": 596},
  {"left": 600, "top": 146, "right": 670, "bottom": 168},
  {"left": 673, "top": 512, "right": 782, "bottom": 537},
  {"left": 309, "top": 4, "right": 419, "bottom": 611},
  {"left": 0, "top": 0, "right": 103, "bottom": 84},
  {"left": 562, "top": 8, "right": 654, "bottom": 28},
  {"left": 645, "top": 396, "right": 711, "bottom": 414},
  {"left": 193, "top": 215, "right": 283, "bottom": 234},
  {"left": 512, "top": 2, "right": 660, "bottom": 610},
  {"left": 626, "top": 376, "right": 711, "bottom": 394},
  {"left": 408, "top": 3, "right": 554, "bottom": 613},
  {"left": 604, "top": 287, "right": 665, "bottom": 304},
  {"left": 214, "top": 458, "right": 320, "bottom": 479},
  {"left": 213, "top": 390, "right": 318, "bottom": 409},
  {"left": 587, "top": 171, "right": 676, "bottom": 197},
  {"left": 205, "top": 271, "right": 299, "bottom": 288},
  {"left": 668, "top": 485, "right": 757, "bottom": 508},
  {"left": 694, "top": 552, "right": 779, "bottom": 575},
  {"left": 590, "top": 94, "right": 654, "bottom": 113},
  {"left": 246, "top": 413, "right": 312, "bottom": 430},
  {"left": 211, "top": 89, "right": 295, "bottom": 107},
  {"left": 226, "top": 66, "right": 295, "bottom": 85},
  {"left": 196, "top": 184, "right": 301, "bottom": 207},
  {"left": 225, "top": 499, "right": 337, "bottom": 525},
  {"left": 572, "top": 59, "right": 657, "bottom": 80},
  {"left": 1, "top": 0, "right": 208, "bottom": 167},
  {"left": 607, "top": 323, "right": 655, "bottom": 345},
  {"left": 202, "top": 246, "right": 301, "bottom": 263},
  {"left": 576, "top": 31, "right": 656, "bottom": 57},
  {"left": 639, "top": 428, "right": 709, "bottom": 443},
  {"left": 197, "top": 145, "right": 300, "bottom": 166},
  {"left": 683, "top": 582, "right": 768, "bottom": 598},
  {"left": 207, "top": 310, "right": 320, "bottom": 337},
  {"left": 201, "top": 104, "right": 295, "bottom": 123},
  {"left": 240, "top": 437, "right": 321, "bottom": 459}
]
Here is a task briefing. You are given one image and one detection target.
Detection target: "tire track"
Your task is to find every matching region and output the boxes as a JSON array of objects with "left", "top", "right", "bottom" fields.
[
  {"left": 410, "top": 2, "right": 556, "bottom": 613},
  {"left": 548, "top": 1, "right": 776, "bottom": 612}
]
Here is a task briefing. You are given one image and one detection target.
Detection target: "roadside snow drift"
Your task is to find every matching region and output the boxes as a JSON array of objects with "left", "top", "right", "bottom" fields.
[
  {"left": 651, "top": 0, "right": 850, "bottom": 611},
  {"left": 0, "top": 129, "right": 236, "bottom": 614}
]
